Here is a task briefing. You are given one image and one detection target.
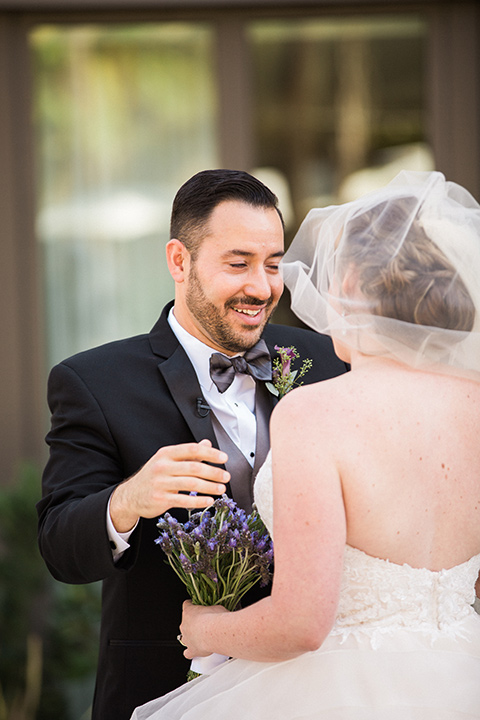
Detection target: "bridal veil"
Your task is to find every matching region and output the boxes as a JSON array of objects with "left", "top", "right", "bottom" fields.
[{"left": 281, "top": 170, "right": 480, "bottom": 381}]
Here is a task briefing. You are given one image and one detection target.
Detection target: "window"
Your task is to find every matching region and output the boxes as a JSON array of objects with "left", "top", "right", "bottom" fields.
[{"left": 249, "top": 16, "right": 429, "bottom": 228}]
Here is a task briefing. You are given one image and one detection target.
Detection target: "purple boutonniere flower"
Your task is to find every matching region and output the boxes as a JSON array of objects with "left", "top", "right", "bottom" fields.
[{"left": 266, "top": 345, "right": 313, "bottom": 399}]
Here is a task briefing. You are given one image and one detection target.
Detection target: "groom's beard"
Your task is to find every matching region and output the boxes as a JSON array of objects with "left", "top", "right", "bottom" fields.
[{"left": 185, "top": 265, "right": 277, "bottom": 353}]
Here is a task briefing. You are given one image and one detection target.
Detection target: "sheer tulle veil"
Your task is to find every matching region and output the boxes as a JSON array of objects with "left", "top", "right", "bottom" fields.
[{"left": 281, "top": 170, "right": 480, "bottom": 381}]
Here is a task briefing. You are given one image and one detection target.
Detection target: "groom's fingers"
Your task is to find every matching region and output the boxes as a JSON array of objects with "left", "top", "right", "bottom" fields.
[
  {"left": 163, "top": 442, "right": 231, "bottom": 488},
  {"left": 166, "top": 462, "right": 231, "bottom": 505},
  {"left": 168, "top": 440, "right": 228, "bottom": 467},
  {"left": 161, "top": 443, "right": 230, "bottom": 486}
]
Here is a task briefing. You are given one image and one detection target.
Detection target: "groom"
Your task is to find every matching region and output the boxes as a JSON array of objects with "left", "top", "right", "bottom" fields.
[{"left": 37, "top": 169, "right": 347, "bottom": 720}]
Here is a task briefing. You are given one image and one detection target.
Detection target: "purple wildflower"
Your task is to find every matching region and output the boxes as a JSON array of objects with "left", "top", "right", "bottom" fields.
[
  {"left": 155, "top": 532, "right": 173, "bottom": 555},
  {"left": 155, "top": 494, "right": 273, "bottom": 610},
  {"left": 207, "top": 538, "right": 218, "bottom": 552},
  {"left": 179, "top": 553, "right": 193, "bottom": 573}
]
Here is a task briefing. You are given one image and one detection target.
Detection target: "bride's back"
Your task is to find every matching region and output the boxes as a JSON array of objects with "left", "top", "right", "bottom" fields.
[{"left": 318, "top": 360, "right": 480, "bottom": 571}]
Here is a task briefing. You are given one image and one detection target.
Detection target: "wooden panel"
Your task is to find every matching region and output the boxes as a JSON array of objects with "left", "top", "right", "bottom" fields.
[
  {"left": 427, "top": 2, "right": 480, "bottom": 197},
  {"left": 0, "top": 17, "right": 24, "bottom": 482},
  {"left": 216, "top": 17, "right": 253, "bottom": 170},
  {"left": 0, "top": 16, "right": 46, "bottom": 483}
]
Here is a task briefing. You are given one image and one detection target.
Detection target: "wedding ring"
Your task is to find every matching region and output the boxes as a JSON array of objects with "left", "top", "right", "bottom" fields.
[{"left": 177, "top": 633, "right": 187, "bottom": 647}]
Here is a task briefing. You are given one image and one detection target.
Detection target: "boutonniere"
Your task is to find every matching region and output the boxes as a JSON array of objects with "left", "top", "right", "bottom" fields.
[{"left": 266, "top": 345, "right": 313, "bottom": 399}]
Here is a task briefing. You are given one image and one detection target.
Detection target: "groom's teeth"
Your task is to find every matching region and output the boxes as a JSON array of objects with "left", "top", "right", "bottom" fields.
[{"left": 234, "top": 308, "right": 262, "bottom": 316}]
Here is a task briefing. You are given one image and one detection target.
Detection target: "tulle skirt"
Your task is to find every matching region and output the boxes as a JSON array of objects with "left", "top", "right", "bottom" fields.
[{"left": 130, "top": 618, "right": 480, "bottom": 719}]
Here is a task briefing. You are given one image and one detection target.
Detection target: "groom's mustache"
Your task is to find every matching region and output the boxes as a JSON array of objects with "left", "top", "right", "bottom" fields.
[{"left": 225, "top": 296, "right": 274, "bottom": 309}]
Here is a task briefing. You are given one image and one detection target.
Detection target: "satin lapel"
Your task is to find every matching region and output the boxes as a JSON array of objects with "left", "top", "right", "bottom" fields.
[
  {"left": 253, "top": 381, "right": 274, "bottom": 476},
  {"left": 158, "top": 344, "right": 217, "bottom": 447},
  {"left": 262, "top": 336, "right": 281, "bottom": 411}
]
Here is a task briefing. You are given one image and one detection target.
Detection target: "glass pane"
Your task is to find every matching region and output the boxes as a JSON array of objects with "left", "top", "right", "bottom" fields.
[
  {"left": 249, "top": 16, "right": 431, "bottom": 230},
  {"left": 31, "top": 24, "right": 218, "bottom": 368}
]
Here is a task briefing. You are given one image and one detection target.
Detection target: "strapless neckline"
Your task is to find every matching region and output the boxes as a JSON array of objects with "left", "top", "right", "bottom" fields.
[{"left": 344, "top": 543, "right": 480, "bottom": 575}]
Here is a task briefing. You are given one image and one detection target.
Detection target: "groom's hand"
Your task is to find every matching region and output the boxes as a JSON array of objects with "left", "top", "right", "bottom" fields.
[{"left": 109, "top": 439, "right": 230, "bottom": 532}]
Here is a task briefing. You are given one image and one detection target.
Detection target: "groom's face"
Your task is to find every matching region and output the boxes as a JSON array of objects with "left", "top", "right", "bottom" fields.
[{"left": 178, "top": 200, "right": 284, "bottom": 354}]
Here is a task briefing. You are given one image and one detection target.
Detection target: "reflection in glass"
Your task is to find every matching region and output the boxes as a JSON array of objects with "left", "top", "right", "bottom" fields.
[
  {"left": 31, "top": 24, "right": 218, "bottom": 367},
  {"left": 249, "top": 16, "right": 431, "bottom": 228}
]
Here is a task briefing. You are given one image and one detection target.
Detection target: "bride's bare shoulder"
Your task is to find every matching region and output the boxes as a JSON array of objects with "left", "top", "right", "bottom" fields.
[
  {"left": 271, "top": 365, "right": 405, "bottom": 438},
  {"left": 271, "top": 371, "right": 360, "bottom": 428}
]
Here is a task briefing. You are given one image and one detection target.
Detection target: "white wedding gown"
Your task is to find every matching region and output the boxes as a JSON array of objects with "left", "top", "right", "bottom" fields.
[{"left": 131, "top": 452, "right": 480, "bottom": 719}]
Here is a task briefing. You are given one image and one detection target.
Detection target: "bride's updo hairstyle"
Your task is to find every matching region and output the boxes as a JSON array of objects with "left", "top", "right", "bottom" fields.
[
  {"left": 338, "top": 197, "right": 475, "bottom": 333},
  {"left": 282, "top": 170, "right": 480, "bottom": 380}
]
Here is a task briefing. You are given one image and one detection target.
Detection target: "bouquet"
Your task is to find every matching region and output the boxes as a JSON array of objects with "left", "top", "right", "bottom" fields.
[{"left": 156, "top": 495, "right": 273, "bottom": 679}]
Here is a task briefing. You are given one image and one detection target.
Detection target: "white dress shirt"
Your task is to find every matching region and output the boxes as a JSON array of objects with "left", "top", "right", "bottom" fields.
[{"left": 108, "top": 307, "right": 259, "bottom": 559}]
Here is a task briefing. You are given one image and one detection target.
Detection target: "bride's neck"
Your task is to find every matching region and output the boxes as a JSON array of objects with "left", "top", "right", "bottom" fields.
[{"left": 348, "top": 352, "right": 403, "bottom": 373}]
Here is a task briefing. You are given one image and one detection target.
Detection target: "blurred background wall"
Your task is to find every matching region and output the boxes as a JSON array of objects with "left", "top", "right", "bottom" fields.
[{"left": 0, "top": 0, "right": 478, "bottom": 716}]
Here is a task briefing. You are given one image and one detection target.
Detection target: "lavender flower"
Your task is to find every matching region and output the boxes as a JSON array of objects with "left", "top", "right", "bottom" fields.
[
  {"left": 155, "top": 495, "right": 274, "bottom": 611},
  {"left": 179, "top": 553, "right": 194, "bottom": 573}
]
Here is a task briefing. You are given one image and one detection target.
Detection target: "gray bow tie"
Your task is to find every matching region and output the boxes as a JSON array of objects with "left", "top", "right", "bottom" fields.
[{"left": 209, "top": 339, "right": 272, "bottom": 393}]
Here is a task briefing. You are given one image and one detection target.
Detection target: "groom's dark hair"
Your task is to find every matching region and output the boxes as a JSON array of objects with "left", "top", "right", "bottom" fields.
[{"left": 170, "top": 169, "right": 284, "bottom": 259}]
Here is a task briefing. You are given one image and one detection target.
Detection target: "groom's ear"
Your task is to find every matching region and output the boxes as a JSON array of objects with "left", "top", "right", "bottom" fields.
[{"left": 166, "top": 239, "right": 190, "bottom": 283}]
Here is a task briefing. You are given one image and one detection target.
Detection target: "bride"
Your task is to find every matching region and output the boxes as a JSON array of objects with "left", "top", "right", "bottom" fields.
[{"left": 131, "top": 170, "right": 480, "bottom": 719}]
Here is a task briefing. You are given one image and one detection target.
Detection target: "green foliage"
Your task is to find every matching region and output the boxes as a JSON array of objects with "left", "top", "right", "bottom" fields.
[{"left": 0, "top": 463, "right": 101, "bottom": 720}]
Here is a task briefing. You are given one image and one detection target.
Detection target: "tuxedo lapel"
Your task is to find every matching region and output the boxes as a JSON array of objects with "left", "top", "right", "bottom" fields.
[
  {"left": 150, "top": 304, "right": 217, "bottom": 447},
  {"left": 262, "top": 336, "right": 281, "bottom": 411},
  {"left": 158, "top": 345, "right": 218, "bottom": 447},
  {"left": 253, "top": 380, "right": 273, "bottom": 475}
]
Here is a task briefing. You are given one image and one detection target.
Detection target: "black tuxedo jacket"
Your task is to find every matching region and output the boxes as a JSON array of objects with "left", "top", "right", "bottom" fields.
[{"left": 37, "top": 302, "right": 347, "bottom": 720}]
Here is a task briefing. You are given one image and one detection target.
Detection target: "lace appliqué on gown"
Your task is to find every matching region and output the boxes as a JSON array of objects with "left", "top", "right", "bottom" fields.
[{"left": 333, "top": 546, "right": 480, "bottom": 649}]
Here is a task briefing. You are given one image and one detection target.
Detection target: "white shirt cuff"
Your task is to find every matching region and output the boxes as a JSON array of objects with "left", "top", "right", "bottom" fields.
[{"left": 107, "top": 494, "right": 138, "bottom": 561}]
